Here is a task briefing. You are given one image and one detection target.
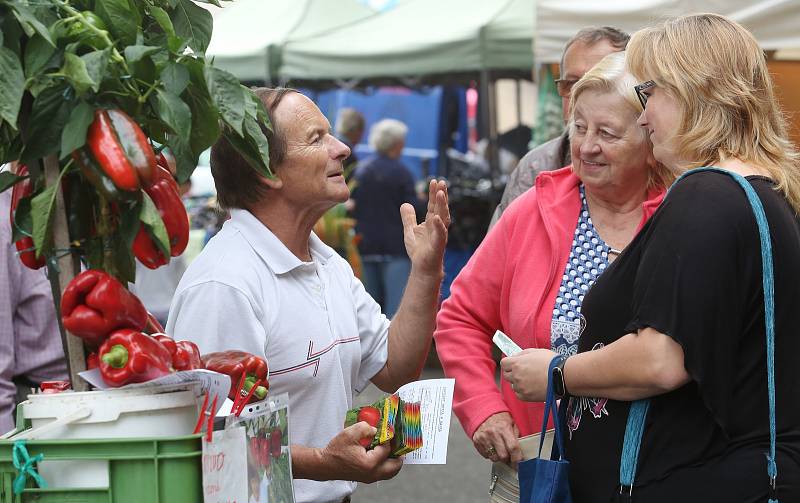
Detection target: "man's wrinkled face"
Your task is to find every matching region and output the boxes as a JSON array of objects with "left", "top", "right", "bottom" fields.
[
  {"left": 559, "top": 40, "right": 619, "bottom": 122},
  {"left": 272, "top": 93, "right": 351, "bottom": 209}
]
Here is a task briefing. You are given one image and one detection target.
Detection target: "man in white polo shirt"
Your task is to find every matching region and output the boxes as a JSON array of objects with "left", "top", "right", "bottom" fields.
[{"left": 166, "top": 88, "right": 449, "bottom": 503}]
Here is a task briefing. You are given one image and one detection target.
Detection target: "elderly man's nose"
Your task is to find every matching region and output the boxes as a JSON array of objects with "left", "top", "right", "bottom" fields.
[{"left": 331, "top": 136, "right": 350, "bottom": 160}]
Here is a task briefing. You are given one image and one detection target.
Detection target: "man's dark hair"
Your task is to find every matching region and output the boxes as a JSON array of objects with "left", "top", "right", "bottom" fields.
[
  {"left": 560, "top": 26, "right": 630, "bottom": 68},
  {"left": 210, "top": 87, "right": 297, "bottom": 210}
]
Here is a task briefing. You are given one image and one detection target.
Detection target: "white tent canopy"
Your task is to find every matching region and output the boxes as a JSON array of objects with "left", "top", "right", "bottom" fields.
[
  {"left": 205, "top": 0, "right": 378, "bottom": 82},
  {"left": 535, "top": 0, "right": 800, "bottom": 64}
]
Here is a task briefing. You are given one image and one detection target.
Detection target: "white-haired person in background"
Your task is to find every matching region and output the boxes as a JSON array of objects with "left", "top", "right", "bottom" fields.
[{"left": 352, "top": 119, "right": 424, "bottom": 317}]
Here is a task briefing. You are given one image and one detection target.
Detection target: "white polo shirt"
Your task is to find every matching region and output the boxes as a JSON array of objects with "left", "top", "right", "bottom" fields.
[{"left": 167, "top": 209, "right": 390, "bottom": 503}]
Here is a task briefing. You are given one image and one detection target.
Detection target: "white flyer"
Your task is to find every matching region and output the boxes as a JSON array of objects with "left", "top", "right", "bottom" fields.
[
  {"left": 493, "top": 329, "right": 523, "bottom": 356},
  {"left": 395, "top": 378, "right": 455, "bottom": 465},
  {"left": 78, "top": 368, "right": 231, "bottom": 415}
]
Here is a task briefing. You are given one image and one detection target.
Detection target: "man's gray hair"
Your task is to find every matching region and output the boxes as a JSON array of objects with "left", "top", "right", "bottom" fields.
[
  {"left": 369, "top": 119, "right": 408, "bottom": 155},
  {"left": 335, "top": 108, "right": 365, "bottom": 136},
  {"left": 561, "top": 26, "right": 630, "bottom": 68}
]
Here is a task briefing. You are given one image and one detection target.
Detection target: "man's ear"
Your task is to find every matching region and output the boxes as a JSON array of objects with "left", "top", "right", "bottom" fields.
[{"left": 262, "top": 173, "right": 283, "bottom": 190}]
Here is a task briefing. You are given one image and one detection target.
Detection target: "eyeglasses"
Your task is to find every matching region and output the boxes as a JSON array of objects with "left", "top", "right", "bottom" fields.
[
  {"left": 634, "top": 80, "right": 656, "bottom": 109},
  {"left": 554, "top": 78, "right": 579, "bottom": 98}
]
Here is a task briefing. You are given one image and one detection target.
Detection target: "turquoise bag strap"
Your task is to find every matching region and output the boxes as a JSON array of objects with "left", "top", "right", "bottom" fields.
[{"left": 618, "top": 167, "right": 779, "bottom": 501}]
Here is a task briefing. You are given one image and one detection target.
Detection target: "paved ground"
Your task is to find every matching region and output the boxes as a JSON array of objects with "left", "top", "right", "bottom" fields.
[{"left": 350, "top": 369, "right": 489, "bottom": 503}]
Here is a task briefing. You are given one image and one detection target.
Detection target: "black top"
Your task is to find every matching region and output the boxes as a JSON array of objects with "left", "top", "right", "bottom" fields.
[
  {"left": 352, "top": 154, "right": 420, "bottom": 256},
  {"left": 565, "top": 171, "right": 800, "bottom": 502}
]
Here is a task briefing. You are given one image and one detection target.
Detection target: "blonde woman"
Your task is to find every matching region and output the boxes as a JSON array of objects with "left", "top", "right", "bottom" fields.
[
  {"left": 434, "top": 52, "right": 670, "bottom": 500},
  {"left": 501, "top": 13, "right": 800, "bottom": 501}
]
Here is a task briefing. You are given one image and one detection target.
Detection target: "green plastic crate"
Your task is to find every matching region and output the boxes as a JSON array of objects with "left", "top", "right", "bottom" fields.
[{"left": 0, "top": 435, "right": 203, "bottom": 502}]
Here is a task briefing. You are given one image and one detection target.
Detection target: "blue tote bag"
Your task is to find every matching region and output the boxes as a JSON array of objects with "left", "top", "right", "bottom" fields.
[{"left": 518, "top": 356, "right": 573, "bottom": 503}]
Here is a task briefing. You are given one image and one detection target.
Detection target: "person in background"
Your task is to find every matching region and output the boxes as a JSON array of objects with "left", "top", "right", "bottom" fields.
[
  {"left": 168, "top": 88, "right": 449, "bottom": 503},
  {"left": 352, "top": 119, "right": 422, "bottom": 318},
  {"left": 501, "top": 14, "right": 800, "bottom": 501},
  {"left": 490, "top": 26, "right": 629, "bottom": 227},
  {"left": 0, "top": 164, "right": 68, "bottom": 434},
  {"left": 434, "top": 52, "right": 672, "bottom": 501},
  {"left": 335, "top": 108, "right": 365, "bottom": 176}
]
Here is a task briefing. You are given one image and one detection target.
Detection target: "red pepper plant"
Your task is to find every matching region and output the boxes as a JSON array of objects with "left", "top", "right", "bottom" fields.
[{"left": 0, "top": 0, "right": 274, "bottom": 283}]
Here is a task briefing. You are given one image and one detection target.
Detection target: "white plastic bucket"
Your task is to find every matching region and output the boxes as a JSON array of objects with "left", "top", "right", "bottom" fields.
[{"left": 17, "top": 382, "right": 202, "bottom": 488}]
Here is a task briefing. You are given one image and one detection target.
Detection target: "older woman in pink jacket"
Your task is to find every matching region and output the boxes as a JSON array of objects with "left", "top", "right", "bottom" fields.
[{"left": 433, "top": 52, "right": 670, "bottom": 499}]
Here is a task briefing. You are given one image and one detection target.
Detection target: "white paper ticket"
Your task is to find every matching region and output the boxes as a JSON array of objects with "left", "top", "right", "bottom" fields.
[{"left": 493, "top": 330, "right": 523, "bottom": 356}]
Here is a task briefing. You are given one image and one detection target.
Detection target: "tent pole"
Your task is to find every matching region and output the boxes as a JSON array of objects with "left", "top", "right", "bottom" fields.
[{"left": 480, "top": 69, "right": 499, "bottom": 183}]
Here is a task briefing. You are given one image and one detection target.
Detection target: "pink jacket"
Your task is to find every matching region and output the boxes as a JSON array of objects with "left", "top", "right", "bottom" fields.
[{"left": 434, "top": 167, "right": 664, "bottom": 438}]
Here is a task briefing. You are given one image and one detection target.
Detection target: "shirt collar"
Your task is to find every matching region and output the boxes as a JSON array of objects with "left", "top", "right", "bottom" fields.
[{"left": 229, "top": 209, "right": 335, "bottom": 275}]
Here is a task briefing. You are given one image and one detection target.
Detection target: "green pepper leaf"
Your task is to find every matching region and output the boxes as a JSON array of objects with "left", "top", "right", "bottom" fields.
[
  {"left": 222, "top": 115, "right": 273, "bottom": 180},
  {"left": 161, "top": 61, "right": 190, "bottom": 96},
  {"left": 60, "top": 52, "right": 95, "bottom": 96},
  {"left": 81, "top": 48, "right": 110, "bottom": 90},
  {"left": 139, "top": 191, "right": 171, "bottom": 259},
  {"left": 23, "top": 33, "right": 56, "bottom": 79},
  {"left": 185, "top": 85, "right": 219, "bottom": 159},
  {"left": 60, "top": 102, "right": 95, "bottom": 159},
  {"left": 30, "top": 164, "right": 69, "bottom": 257},
  {"left": 96, "top": 0, "right": 139, "bottom": 46},
  {"left": 172, "top": 0, "right": 212, "bottom": 54},
  {"left": 9, "top": 3, "right": 54, "bottom": 46},
  {"left": 150, "top": 5, "right": 176, "bottom": 38},
  {"left": 11, "top": 195, "right": 32, "bottom": 243},
  {"left": 154, "top": 88, "right": 191, "bottom": 139},
  {"left": 123, "top": 44, "right": 160, "bottom": 64},
  {"left": 243, "top": 115, "right": 272, "bottom": 177},
  {"left": 0, "top": 46, "right": 25, "bottom": 129},
  {"left": 0, "top": 172, "right": 25, "bottom": 194},
  {"left": 204, "top": 66, "right": 245, "bottom": 136},
  {"left": 168, "top": 136, "right": 196, "bottom": 184},
  {"left": 19, "top": 86, "right": 73, "bottom": 164}
]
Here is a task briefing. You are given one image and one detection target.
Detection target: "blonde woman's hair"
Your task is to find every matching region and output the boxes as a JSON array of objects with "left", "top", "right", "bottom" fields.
[
  {"left": 569, "top": 51, "right": 675, "bottom": 190},
  {"left": 627, "top": 13, "right": 800, "bottom": 213}
]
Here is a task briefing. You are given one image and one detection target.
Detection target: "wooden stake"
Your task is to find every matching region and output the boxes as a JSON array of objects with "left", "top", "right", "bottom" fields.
[{"left": 43, "top": 154, "right": 88, "bottom": 391}]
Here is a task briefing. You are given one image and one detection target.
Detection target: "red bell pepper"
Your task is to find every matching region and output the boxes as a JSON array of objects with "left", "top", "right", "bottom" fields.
[
  {"left": 60, "top": 269, "right": 148, "bottom": 347},
  {"left": 84, "top": 108, "right": 155, "bottom": 191},
  {"left": 132, "top": 156, "right": 189, "bottom": 269},
  {"left": 71, "top": 147, "right": 127, "bottom": 202},
  {"left": 86, "top": 352, "right": 100, "bottom": 370},
  {"left": 144, "top": 312, "right": 165, "bottom": 334},
  {"left": 152, "top": 334, "right": 203, "bottom": 371},
  {"left": 201, "top": 351, "right": 269, "bottom": 402},
  {"left": 9, "top": 165, "right": 45, "bottom": 270},
  {"left": 98, "top": 329, "right": 173, "bottom": 386}
]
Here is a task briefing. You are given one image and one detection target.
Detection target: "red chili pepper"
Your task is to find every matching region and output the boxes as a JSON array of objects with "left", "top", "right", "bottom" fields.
[
  {"left": 152, "top": 334, "right": 203, "bottom": 371},
  {"left": 201, "top": 351, "right": 269, "bottom": 402},
  {"left": 143, "top": 312, "right": 165, "bottom": 334},
  {"left": 98, "top": 329, "right": 173, "bottom": 386},
  {"left": 9, "top": 165, "right": 45, "bottom": 270},
  {"left": 40, "top": 381, "right": 71, "bottom": 394},
  {"left": 85, "top": 108, "right": 155, "bottom": 191},
  {"left": 270, "top": 428, "right": 282, "bottom": 458},
  {"left": 60, "top": 269, "right": 148, "bottom": 347},
  {"left": 133, "top": 156, "right": 190, "bottom": 269}
]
